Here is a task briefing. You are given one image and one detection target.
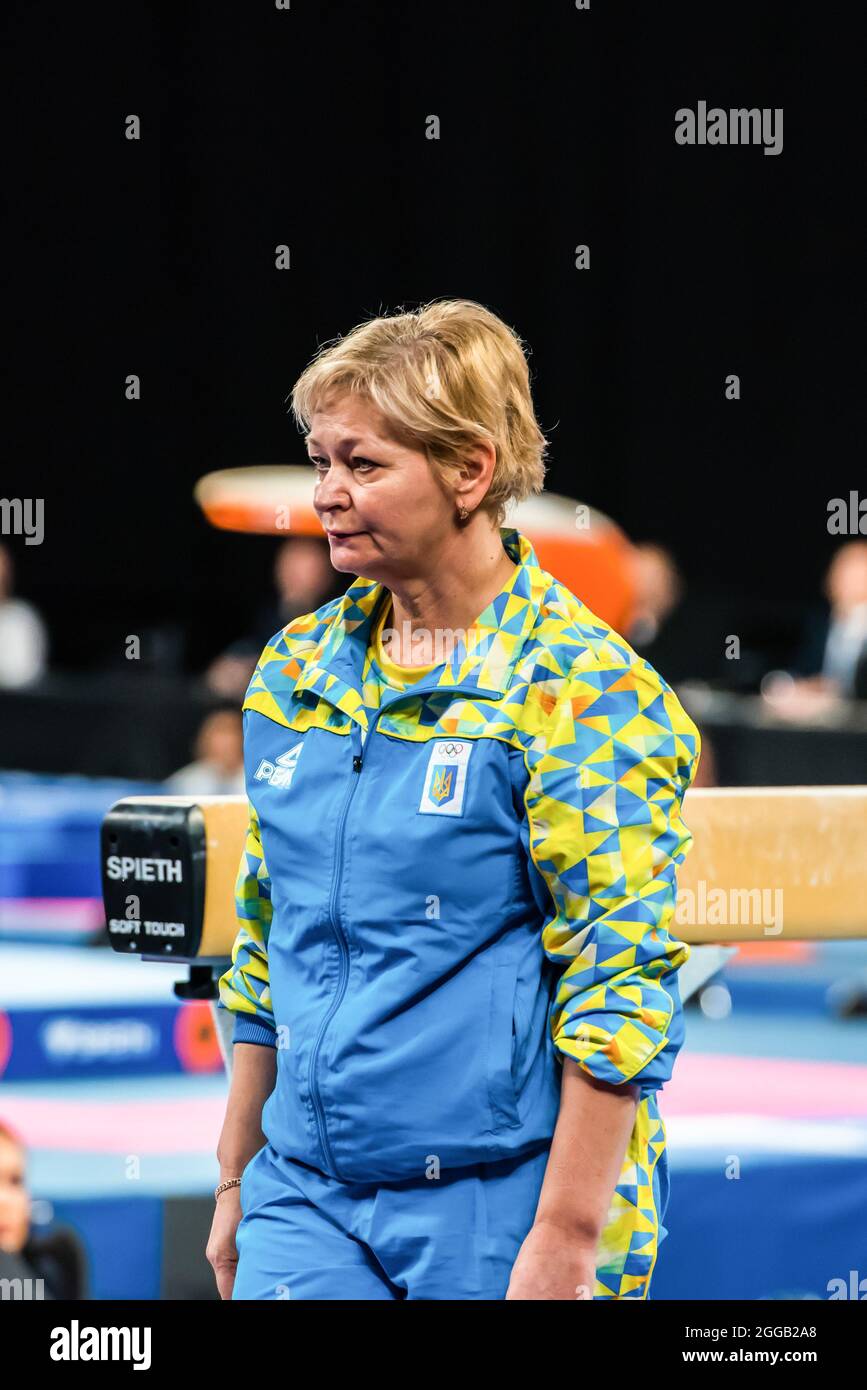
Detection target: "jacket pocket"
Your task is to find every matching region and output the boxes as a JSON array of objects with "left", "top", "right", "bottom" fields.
[{"left": 486, "top": 945, "right": 522, "bottom": 1131}]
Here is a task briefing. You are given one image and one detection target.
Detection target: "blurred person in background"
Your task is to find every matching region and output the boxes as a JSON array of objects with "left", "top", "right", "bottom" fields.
[
  {"left": 0, "top": 1120, "right": 87, "bottom": 1299},
  {"left": 0, "top": 543, "right": 49, "bottom": 689},
  {"left": 204, "top": 536, "right": 337, "bottom": 700},
  {"left": 621, "top": 540, "right": 723, "bottom": 686},
  {"left": 203, "top": 650, "right": 258, "bottom": 703},
  {"left": 622, "top": 547, "right": 716, "bottom": 783},
  {"left": 626, "top": 542, "right": 684, "bottom": 649},
  {"left": 763, "top": 540, "right": 867, "bottom": 719},
  {"left": 255, "top": 535, "right": 338, "bottom": 646},
  {"left": 165, "top": 707, "right": 245, "bottom": 794},
  {"left": 625, "top": 547, "right": 718, "bottom": 784}
]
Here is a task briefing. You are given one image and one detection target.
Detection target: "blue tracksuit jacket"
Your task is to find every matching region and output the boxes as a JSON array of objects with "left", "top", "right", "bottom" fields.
[{"left": 217, "top": 525, "right": 701, "bottom": 1298}]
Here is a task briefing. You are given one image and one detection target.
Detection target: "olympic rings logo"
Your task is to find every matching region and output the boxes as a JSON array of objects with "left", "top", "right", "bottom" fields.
[{"left": 441, "top": 742, "right": 464, "bottom": 755}]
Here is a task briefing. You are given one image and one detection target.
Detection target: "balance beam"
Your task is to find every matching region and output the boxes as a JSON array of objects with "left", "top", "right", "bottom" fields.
[
  {"left": 677, "top": 786, "right": 867, "bottom": 942},
  {"left": 100, "top": 786, "right": 867, "bottom": 963},
  {"left": 101, "top": 786, "right": 867, "bottom": 1070}
]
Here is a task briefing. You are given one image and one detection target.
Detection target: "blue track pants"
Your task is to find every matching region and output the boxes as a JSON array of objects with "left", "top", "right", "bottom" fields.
[{"left": 232, "top": 1140, "right": 554, "bottom": 1300}]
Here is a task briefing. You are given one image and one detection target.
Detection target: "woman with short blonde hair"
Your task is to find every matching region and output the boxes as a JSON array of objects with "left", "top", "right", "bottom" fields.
[
  {"left": 210, "top": 297, "right": 701, "bottom": 1301},
  {"left": 291, "top": 296, "right": 548, "bottom": 529}
]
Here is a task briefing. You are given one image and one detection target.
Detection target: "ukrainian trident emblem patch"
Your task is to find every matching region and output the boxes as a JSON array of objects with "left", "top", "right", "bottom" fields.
[
  {"left": 430, "top": 764, "right": 456, "bottom": 805},
  {"left": 418, "top": 740, "right": 474, "bottom": 816}
]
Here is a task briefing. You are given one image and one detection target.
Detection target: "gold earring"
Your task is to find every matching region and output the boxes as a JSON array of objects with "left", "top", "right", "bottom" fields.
[{"left": 457, "top": 504, "right": 469, "bottom": 522}]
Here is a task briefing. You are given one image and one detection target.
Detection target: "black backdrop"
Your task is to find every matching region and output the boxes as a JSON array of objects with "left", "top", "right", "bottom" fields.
[{"left": 3, "top": 0, "right": 863, "bottom": 677}]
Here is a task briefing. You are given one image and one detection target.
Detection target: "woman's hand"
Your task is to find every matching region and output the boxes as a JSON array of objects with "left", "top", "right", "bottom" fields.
[
  {"left": 505, "top": 1219, "right": 599, "bottom": 1300},
  {"left": 211, "top": 1043, "right": 277, "bottom": 1299},
  {"left": 206, "top": 1187, "right": 243, "bottom": 1300},
  {"left": 509, "top": 1062, "right": 638, "bottom": 1299}
]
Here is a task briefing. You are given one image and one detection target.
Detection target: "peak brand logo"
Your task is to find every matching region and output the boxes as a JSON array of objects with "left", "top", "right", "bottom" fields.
[{"left": 254, "top": 742, "right": 304, "bottom": 789}]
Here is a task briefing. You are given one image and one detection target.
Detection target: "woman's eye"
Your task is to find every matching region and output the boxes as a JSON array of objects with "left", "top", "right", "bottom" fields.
[{"left": 309, "top": 457, "right": 376, "bottom": 473}]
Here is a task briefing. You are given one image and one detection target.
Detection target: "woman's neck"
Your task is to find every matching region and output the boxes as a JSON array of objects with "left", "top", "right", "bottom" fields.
[{"left": 382, "top": 535, "right": 518, "bottom": 668}]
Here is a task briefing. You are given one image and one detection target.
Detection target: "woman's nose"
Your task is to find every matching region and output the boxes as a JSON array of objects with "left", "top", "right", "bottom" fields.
[{"left": 313, "top": 469, "right": 349, "bottom": 514}]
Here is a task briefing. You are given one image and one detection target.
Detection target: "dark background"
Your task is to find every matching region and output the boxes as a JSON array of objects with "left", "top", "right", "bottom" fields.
[{"left": 2, "top": 0, "right": 863, "bottom": 679}]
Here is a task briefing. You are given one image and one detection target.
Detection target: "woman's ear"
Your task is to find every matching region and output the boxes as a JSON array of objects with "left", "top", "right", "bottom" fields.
[{"left": 451, "top": 440, "right": 497, "bottom": 508}]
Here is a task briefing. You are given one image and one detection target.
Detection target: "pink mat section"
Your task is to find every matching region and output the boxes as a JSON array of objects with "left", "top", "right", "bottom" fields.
[
  {"left": 0, "top": 1095, "right": 226, "bottom": 1152},
  {"left": 663, "top": 1053, "right": 867, "bottom": 1117},
  {"left": 4, "top": 1054, "right": 867, "bottom": 1155}
]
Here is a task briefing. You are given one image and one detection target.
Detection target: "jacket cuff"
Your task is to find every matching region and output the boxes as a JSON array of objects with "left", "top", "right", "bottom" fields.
[
  {"left": 232, "top": 1013, "right": 278, "bottom": 1048},
  {"left": 552, "top": 1027, "right": 671, "bottom": 1089}
]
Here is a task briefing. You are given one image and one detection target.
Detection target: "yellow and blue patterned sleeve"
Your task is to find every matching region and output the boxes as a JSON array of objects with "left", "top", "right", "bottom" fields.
[
  {"left": 217, "top": 800, "right": 277, "bottom": 1048},
  {"left": 523, "top": 652, "right": 701, "bottom": 1091}
]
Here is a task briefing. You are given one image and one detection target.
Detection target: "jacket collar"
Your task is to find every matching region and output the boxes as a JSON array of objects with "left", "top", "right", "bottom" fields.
[{"left": 258, "top": 527, "right": 548, "bottom": 726}]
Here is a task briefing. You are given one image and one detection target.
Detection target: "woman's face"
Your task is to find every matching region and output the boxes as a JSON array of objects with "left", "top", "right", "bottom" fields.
[
  {"left": 308, "top": 393, "right": 456, "bottom": 585},
  {"left": 0, "top": 1135, "right": 30, "bottom": 1253}
]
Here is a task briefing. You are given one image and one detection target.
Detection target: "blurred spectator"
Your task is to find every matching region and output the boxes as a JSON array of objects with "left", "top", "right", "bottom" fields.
[
  {"left": 762, "top": 541, "right": 867, "bottom": 719},
  {"left": 626, "top": 542, "right": 684, "bottom": 648},
  {"left": 0, "top": 1120, "right": 87, "bottom": 1299},
  {"left": 623, "top": 540, "right": 726, "bottom": 686},
  {"left": 204, "top": 536, "right": 337, "bottom": 700},
  {"left": 0, "top": 544, "right": 49, "bottom": 689},
  {"left": 204, "top": 649, "right": 259, "bottom": 701},
  {"left": 165, "top": 707, "right": 245, "bottom": 794},
  {"left": 254, "top": 535, "right": 337, "bottom": 646}
]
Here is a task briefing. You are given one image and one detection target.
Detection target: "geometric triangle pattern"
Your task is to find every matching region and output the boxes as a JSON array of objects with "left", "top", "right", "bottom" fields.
[
  {"left": 592, "top": 1092, "right": 670, "bottom": 1298},
  {"left": 223, "top": 525, "right": 702, "bottom": 1298},
  {"left": 217, "top": 801, "right": 273, "bottom": 1024},
  {"left": 525, "top": 648, "right": 697, "bottom": 1092}
]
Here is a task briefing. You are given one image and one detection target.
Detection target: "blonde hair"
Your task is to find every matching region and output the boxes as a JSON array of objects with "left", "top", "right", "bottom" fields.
[{"left": 289, "top": 298, "right": 549, "bottom": 527}]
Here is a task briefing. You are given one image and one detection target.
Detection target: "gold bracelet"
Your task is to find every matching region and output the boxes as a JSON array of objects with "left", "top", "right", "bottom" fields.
[{"left": 215, "top": 1177, "right": 243, "bottom": 1201}]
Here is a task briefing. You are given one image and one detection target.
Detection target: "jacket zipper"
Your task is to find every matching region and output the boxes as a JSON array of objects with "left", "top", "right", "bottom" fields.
[{"left": 306, "top": 678, "right": 503, "bottom": 1179}]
